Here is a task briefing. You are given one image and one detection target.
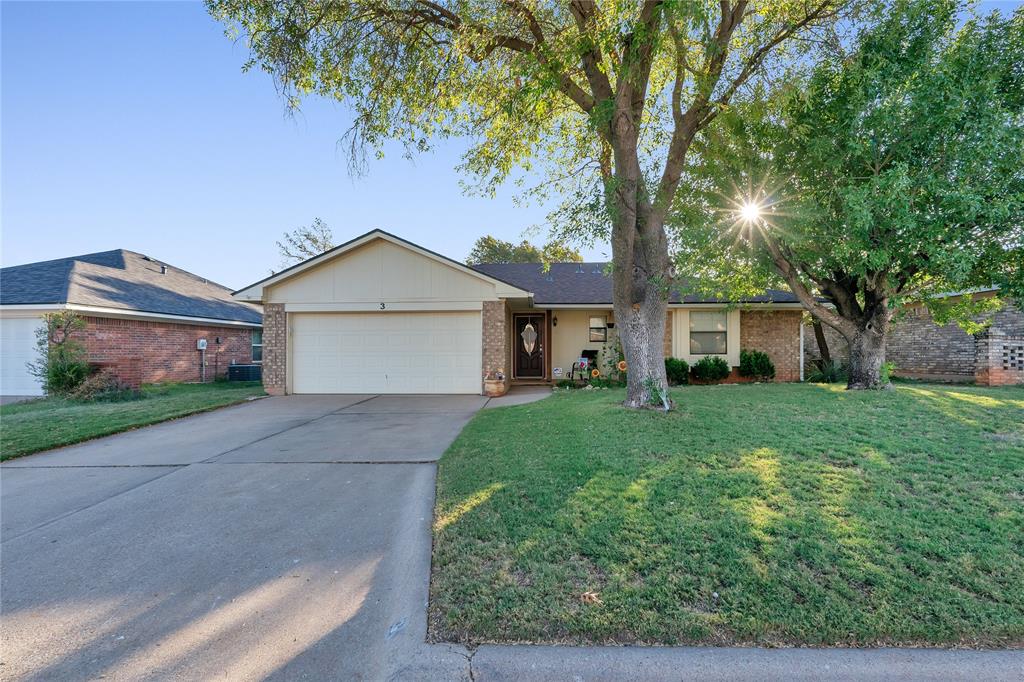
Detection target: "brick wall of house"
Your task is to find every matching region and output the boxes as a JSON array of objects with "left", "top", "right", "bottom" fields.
[
  {"left": 82, "top": 316, "right": 254, "bottom": 387},
  {"left": 803, "top": 297, "right": 1024, "bottom": 382},
  {"left": 482, "top": 300, "right": 509, "bottom": 391},
  {"left": 739, "top": 310, "right": 802, "bottom": 382},
  {"left": 261, "top": 303, "right": 287, "bottom": 395}
]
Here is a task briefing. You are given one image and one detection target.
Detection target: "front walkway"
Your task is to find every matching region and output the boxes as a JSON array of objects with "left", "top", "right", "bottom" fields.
[{"left": 1, "top": 388, "right": 1019, "bottom": 680}]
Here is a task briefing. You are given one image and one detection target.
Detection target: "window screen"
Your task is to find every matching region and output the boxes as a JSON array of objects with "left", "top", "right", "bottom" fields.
[
  {"left": 251, "top": 329, "right": 263, "bottom": 363},
  {"left": 689, "top": 311, "right": 727, "bottom": 355}
]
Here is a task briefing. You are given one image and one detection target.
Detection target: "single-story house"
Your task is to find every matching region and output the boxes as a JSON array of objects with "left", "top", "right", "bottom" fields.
[
  {"left": 0, "top": 249, "right": 263, "bottom": 397},
  {"left": 804, "top": 289, "right": 1024, "bottom": 386},
  {"left": 232, "top": 229, "right": 807, "bottom": 395}
]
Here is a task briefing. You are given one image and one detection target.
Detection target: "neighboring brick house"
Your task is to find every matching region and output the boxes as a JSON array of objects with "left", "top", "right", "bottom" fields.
[
  {"left": 803, "top": 291, "right": 1024, "bottom": 386},
  {"left": 0, "top": 249, "right": 262, "bottom": 396},
  {"left": 232, "top": 229, "right": 807, "bottom": 396}
]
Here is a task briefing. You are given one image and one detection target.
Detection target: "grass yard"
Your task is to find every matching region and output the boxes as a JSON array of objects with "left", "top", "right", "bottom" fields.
[
  {"left": 0, "top": 382, "right": 265, "bottom": 460},
  {"left": 430, "top": 383, "right": 1024, "bottom": 648}
]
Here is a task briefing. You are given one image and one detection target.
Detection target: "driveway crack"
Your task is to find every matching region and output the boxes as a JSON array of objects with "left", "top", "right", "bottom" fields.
[{"left": 198, "top": 395, "right": 382, "bottom": 464}]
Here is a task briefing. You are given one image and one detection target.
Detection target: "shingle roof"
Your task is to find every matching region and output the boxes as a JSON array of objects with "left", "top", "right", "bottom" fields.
[
  {"left": 0, "top": 249, "right": 262, "bottom": 324},
  {"left": 470, "top": 262, "right": 802, "bottom": 305}
]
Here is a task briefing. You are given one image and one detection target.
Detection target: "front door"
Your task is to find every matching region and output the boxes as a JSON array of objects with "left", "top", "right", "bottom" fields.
[{"left": 514, "top": 314, "right": 545, "bottom": 378}]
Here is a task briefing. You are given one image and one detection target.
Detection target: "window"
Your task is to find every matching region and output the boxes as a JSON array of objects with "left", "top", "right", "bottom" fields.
[
  {"left": 589, "top": 316, "right": 607, "bottom": 342},
  {"left": 689, "top": 311, "right": 727, "bottom": 355},
  {"left": 251, "top": 329, "right": 263, "bottom": 363}
]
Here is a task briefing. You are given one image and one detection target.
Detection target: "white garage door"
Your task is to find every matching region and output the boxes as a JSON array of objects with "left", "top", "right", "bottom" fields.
[
  {"left": 1, "top": 317, "right": 44, "bottom": 396},
  {"left": 291, "top": 312, "right": 482, "bottom": 394}
]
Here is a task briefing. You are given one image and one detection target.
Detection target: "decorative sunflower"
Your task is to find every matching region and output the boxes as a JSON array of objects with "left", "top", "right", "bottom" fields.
[
  {"left": 591, "top": 368, "right": 601, "bottom": 378},
  {"left": 617, "top": 360, "right": 627, "bottom": 372}
]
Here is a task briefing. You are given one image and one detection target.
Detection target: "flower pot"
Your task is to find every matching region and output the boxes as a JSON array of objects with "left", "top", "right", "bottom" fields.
[{"left": 483, "top": 378, "right": 508, "bottom": 397}]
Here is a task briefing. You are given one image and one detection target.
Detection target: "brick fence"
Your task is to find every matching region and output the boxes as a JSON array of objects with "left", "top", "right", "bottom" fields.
[
  {"left": 976, "top": 334, "right": 1024, "bottom": 386},
  {"left": 804, "top": 297, "right": 1023, "bottom": 384}
]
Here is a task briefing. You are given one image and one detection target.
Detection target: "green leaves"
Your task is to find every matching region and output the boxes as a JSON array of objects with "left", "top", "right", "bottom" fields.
[
  {"left": 672, "top": 0, "right": 1023, "bottom": 327},
  {"left": 466, "top": 235, "right": 583, "bottom": 264}
]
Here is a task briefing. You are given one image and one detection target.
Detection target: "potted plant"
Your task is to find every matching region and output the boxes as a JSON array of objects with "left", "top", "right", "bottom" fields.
[{"left": 483, "top": 369, "right": 507, "bottom": 397}]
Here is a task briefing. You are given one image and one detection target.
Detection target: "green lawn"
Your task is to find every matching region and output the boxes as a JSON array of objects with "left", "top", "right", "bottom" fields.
[
  {"left": 0, "top": 382, "right": 265, "bottom": 460},
  {"left": 430, "top": 383, "right": 1024, "bottom": 647}
]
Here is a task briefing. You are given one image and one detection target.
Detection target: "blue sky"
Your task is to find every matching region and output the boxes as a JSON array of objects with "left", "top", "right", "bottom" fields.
[
  {"left": 1, "top": 0, "right": 581, "bottom": 289},
  {"left": 2, "top": 1, "right": 1019, "bottom": 290}
]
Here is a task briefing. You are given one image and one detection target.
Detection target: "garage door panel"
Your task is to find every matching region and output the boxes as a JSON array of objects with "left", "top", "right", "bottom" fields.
[
  {"left": 291, "top": 312, "right": 482, "bottom": 394},
  {"left": 1, "top": 317, "right": 44, "bottom": 396}
]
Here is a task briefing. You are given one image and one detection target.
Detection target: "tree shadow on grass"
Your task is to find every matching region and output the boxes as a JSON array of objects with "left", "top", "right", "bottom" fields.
[{"left": 429, "top": 384, "right": 1024, "bottom": 646}]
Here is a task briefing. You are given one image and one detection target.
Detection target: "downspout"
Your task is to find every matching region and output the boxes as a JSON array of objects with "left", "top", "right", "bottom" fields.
[{"left": 799, "top": 320, "right": 805, "bottom": 382}]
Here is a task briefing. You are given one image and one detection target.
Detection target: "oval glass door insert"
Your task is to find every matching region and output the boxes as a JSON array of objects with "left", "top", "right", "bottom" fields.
[{"left": 521, "top": 322, "right": 537, "bottom": 354}]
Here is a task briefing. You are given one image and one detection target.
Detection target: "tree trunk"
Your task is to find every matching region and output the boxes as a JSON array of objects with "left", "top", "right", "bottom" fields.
[
  {"left": 615, "top": 279, "right": 669, "bottom": 408},
  {"left": 812, "top": 319, "right": 832, "bottom": 365},
  {"left": 611, "top": 211, "right": 671, "bottom": 409},
  {"left": 606, "top": 109, "right": 672, "bottom": 409},
  {"left": 846, "top": 307, "right": 890, "bottom": 390}
]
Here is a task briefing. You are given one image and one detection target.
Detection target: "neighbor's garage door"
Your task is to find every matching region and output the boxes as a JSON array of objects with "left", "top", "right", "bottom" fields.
[
  {"left": 1, "top": 317, "right": 44, "bottom": 396},
  {"left": 291, "top": 312, "right": 482, "bottom": 394}
]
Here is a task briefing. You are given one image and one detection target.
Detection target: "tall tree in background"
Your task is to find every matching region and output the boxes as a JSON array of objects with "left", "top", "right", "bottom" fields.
[
  {"left": 210, "top": 0, "right": 844, "bottom": 407},
  {"left": 673, "top": 0, "right": 1023, "bottom": 388},
  {"left": 276, "top": 218, "right": 336, "bottom": 268},
  {"left": 468, "top": 236, "right": 582, "bottom": 264}
]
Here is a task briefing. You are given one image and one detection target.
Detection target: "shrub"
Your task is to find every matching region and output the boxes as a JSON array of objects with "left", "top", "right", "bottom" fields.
[
  {"left": 880, "top": 361, "right": 896, "bottom": 385},
  {"left": 591, "top": 376, "right": 625, "bottom": 389},
  {"left": 692, "top": 356, "right": 730, "bottom": 382},
  {"left": 664, "top": 357, "right": 689, "bottom": 385},
  {"left": 28, "top": 311, "right": 90, "bottom": 395},
  {"left": 806, "top": 359, "right": 848, "bottom": 383},
  {"left": 68, "top": 368, "right": 140, "bottom": 402},
  {"left": 739, "top": 349, "right": 775, "bottom": 381}
]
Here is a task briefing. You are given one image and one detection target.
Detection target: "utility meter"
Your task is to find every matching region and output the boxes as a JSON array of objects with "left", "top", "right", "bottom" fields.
[{"left": 197, "top": 339, "right": 208, "bottom": 351}]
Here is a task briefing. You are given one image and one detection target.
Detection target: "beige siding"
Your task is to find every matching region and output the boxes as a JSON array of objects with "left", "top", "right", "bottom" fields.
[
  {"left": 267, "top": 239, "right": 497, "bottom": 305},
  {"left": 671, "top": 308, "right": 741, "bottom": 367},
  {"left": 549, "top": 309, "right": 615, "bottom": 376}
]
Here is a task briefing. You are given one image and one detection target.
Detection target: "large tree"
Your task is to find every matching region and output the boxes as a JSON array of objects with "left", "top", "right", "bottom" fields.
[
  {"left": 467, "top": 235, "right": 582, "bottom": 264},
  {"left": 209, "top": 0, "right": 844, "bottom": 407},
  {"left": 673, "top": 0, "right": 1024, "bottom": 388}
]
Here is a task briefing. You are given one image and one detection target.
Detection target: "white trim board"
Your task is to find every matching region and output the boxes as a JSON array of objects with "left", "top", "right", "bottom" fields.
[{"left": 0, "top": 304, "right": 261, "bottom": 328}]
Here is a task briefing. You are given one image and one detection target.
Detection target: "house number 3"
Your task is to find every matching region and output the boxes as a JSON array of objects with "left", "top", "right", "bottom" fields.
[{"left": 379, "top": 303, "right": 386, "bottom": 310}]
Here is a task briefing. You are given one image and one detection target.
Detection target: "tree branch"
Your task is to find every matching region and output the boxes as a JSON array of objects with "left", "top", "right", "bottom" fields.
[
  {"left": 569, "top": 1, "right": 614, "bottom": 116},
  {"left": 698, "top": 0, "right": 838, "bottom": 129},
  {"left": 762, "top": 232, "right": 855, "bottom": 336},
  {"left": 503, "top": 0, "right": 595, "bottom": 111}
]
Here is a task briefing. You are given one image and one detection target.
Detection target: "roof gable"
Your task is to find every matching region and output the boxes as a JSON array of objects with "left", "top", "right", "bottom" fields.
[{"left": 234, "top": 230, "right": 531, "bottom": 302}]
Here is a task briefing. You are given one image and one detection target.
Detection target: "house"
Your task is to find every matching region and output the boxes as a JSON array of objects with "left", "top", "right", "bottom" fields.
[
  {"left": 232, "top": 229, "right": 807, "bottom": 395},
  {"left": 804, "top": 289, "right": 1024, "bottom": 386},
  {"left": 0, "top": 249, "right": 263, "bottom": 397}
]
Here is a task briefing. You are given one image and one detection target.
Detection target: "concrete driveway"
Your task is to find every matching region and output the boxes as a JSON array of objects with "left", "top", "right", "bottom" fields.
[
  {"left": 4, "top": 389, "right": 1021, "bottom": 681},
  {"left": 1, "top": 394, "right": 481, "bottom": 680}
]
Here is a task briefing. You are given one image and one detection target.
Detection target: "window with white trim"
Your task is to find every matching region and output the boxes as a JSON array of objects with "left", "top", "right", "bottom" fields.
[
  {"left": 689, "top": 311, "right": 727, "bottom": 355},
  {"left": 251, "top": 329, "right": 263, "bottom": 363},
  {"left": 589, "top": 316, "right": 607, "bottom": 342}
]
